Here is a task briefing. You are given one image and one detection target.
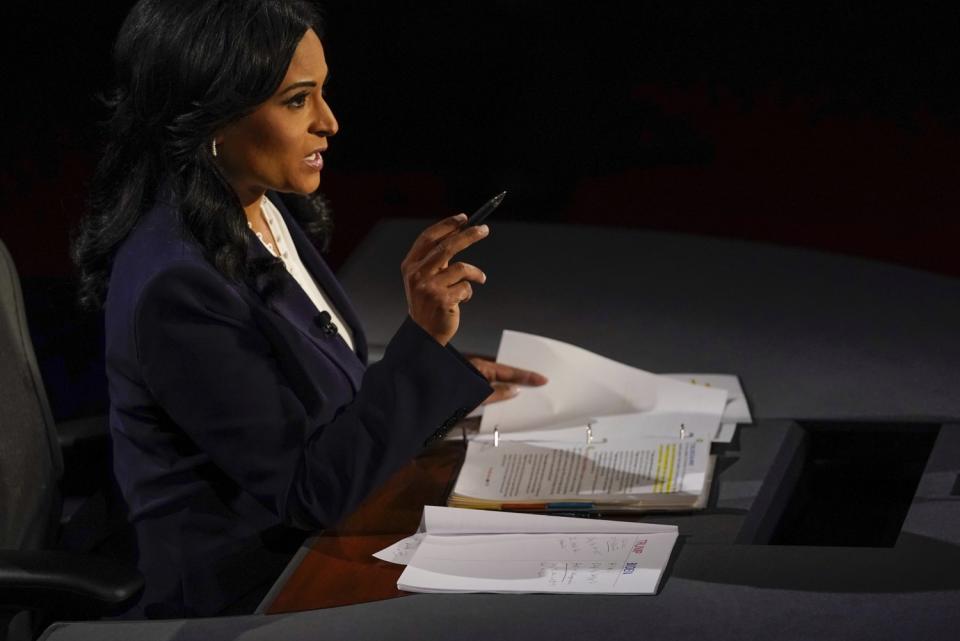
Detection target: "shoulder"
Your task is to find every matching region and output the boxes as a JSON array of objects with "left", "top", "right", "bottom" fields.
[
  {"left": 111, "top": 198, "right": 205, "bottom": 282},
  {"left": 105, "top": 198, "right": 245, "bottom": 326}
]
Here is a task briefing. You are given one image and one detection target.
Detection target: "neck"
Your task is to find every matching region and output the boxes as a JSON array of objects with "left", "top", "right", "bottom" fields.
[
  {"left": 242, "top": 194, "right": 266, "bottom": 222},
  {"left": 229, "top": 181, "right": 268, "bottom": 223}
]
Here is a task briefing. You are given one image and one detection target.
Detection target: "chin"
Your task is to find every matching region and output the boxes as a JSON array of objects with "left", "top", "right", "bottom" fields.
[{"left": 289, "top": 176, "right": 321, "bottom": 195}]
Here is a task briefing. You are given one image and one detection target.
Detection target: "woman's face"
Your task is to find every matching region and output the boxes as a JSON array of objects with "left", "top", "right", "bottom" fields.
[{"left": 217, "top": 29, "right": 337, "bottom": 204}]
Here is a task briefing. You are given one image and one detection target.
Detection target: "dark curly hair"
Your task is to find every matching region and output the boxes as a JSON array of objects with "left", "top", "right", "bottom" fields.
[{"left": 73, "top": 0, "right": 332, "bottom": 310}]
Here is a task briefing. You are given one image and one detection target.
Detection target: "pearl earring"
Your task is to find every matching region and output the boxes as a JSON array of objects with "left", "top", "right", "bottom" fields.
[{"left": 212, "top": 139, "right": 218, "bottom": 157}]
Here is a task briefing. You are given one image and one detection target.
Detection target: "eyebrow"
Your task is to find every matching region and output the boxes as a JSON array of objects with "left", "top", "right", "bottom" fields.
[
  {"left": 278, "top": 71, "right": 331, "bottom": 96},
  {"left": 279, "top": 80, "right": 317, "bottom": 95}
]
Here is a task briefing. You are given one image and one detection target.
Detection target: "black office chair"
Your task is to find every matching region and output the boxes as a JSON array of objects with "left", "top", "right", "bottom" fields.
[{"left": 0, "top": 238, "right": 143, "bottom": 641}]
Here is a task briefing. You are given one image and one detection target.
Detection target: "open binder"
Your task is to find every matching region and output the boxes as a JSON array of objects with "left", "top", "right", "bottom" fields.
[
  {"left": 448, "top": 421, "right": 716, "bottom": 512},
  {"left": 446, "top": 331, "right": 752, "bottom": 513}
]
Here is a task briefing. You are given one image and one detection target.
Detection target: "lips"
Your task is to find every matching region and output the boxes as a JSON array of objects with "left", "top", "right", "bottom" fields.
[{"left": 303, "top": 150, "right": 324, "bottom": 170}]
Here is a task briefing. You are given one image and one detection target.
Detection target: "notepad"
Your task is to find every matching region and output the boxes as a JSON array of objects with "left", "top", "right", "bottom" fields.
[{"left": 375, "top": 506, "right": 679, "bottom": 594}]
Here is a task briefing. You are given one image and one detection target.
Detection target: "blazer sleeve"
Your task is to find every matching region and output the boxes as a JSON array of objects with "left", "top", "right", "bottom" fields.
[{"left": 134, "top": 262, "right": 492, "bottom": 530}]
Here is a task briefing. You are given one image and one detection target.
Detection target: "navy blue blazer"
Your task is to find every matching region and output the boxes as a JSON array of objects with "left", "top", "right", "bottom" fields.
[{"left": 105, "top": 192, "right": 491, "bottom": 618}]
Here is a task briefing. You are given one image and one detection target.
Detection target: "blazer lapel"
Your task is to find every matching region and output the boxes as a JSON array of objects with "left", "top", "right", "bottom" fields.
[
  {"left": 245, "top": 218, "right": 364, "bottom": 392},
  {"left": 266, "top": 193, "right": 370, "bottom": 364}
]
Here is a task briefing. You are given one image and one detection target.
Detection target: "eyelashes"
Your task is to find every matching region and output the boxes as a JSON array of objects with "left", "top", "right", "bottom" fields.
[
  {"left": 285, "top": 87, "right": 329, "bottom": 110},
  {"left": 286, "top": 92, "right": 309, "bottom": 108}
]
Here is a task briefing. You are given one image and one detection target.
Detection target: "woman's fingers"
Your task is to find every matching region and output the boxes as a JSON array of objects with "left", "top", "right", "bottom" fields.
[
  {"left": 403, "top": 214, "right": 467, "bottom": 265},
  {"left": 449, "top": 281, "right": 473, "bottom": 306},
  {"left": 437, "top": 262, "right": 486, "bottom": 287},
  {"left": 399, "top": 215, "right": 489, "bottom": 346},
  {"left": 419, "top": 224, "right": 489, "bottom": 273},
  {"left": 487, "top": 362, "right": 549, "bottom": 386},
  {"left": 467, "top": 357, "right": 549, "bottom": 405},
  {"left": 481, "top": 367, "right": 549, "bottom": 403},
  {"left": 482, "top": 383, "right": 521, "bottom": 405}
]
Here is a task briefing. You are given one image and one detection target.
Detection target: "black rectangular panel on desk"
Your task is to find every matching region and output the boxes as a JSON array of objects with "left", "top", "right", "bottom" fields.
[{"left": 737, "top": 421, "right": 940, "bottom": 547}]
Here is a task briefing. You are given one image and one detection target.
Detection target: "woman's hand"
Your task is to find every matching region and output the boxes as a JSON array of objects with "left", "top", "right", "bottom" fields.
[
  {"left": 467, "top": 357, "right": 549, "bottom": 404},
  {"left": 401, "top": 214, "right": 489, "bottom": 346}
]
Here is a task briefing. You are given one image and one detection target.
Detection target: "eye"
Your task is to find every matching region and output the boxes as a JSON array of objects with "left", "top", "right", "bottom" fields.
[{"left": 286, "top": 92, "right": 309, "bottom": 109}]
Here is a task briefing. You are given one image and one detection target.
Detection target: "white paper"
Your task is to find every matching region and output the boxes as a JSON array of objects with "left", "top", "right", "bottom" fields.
[
  {"left": 374, "top": 533, "right": 425, "bottom": 565},
  {"left": 663, "top": 373, "right": 752, "bottom": 425},
  {"left": 375, "top": 507, "right": 679, "bottom": 594},
  {"left": 467, "top": 370, "right": 749, "bottom": 439},
  {"left": 398, "top": 531, "right": 677, "bottom": 594},
  {"left": 479, "top": 331, "right": 657, "bottom": 433},
  {"left": 374, "top": 506, "right": 677, "bottom": 566},
  {"left": 421, "top": 505, "right": 677, "bottom": 535},
  {"left": 480, "top": 331, "right": 728, "bottom": 435},
  {"left": 584, "top": 410, "right": 722, "bottom": 441},
  {"left": 469, "top": 411, "right": 717, "bottom": 447}
]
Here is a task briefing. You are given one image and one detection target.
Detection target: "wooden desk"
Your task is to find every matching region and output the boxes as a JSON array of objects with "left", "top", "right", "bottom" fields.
[{"left": 265, "top": 441, "right": 466, "bottom": 614}]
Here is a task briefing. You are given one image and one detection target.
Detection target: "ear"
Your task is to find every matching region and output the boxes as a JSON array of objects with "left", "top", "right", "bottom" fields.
[{"left": 210, "top": 126, "right": 229, "bottom": 160}]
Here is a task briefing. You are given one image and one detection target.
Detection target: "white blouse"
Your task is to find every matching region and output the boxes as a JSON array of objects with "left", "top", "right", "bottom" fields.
[{"left": 248, "top": 197, "right": 356, "bottom": 353}]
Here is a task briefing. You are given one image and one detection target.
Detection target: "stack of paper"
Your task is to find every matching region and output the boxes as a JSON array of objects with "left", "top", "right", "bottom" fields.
[{"left": 375, "top": 506, "right": 678, "bottom": 595}]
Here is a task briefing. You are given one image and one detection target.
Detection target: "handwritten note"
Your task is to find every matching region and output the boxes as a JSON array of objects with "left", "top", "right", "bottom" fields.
[
  {"left": 373, "top": 534, "right": 425, "bottom": 565},
  {"left": 398, "top": 532, "right": 675, "bottom": 594},
  {"left": 376, "top": 508, "right": 679, "bottom": 595}
]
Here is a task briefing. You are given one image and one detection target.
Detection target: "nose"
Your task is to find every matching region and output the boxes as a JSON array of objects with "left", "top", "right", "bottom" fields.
[{"left": 312, "top": 95, "right": 339, "bottom": 139}]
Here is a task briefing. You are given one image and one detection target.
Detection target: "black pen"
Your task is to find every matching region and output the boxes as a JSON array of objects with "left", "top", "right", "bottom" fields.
[{"left": 463, "top": 190, "right": 507, "bottom": 228}]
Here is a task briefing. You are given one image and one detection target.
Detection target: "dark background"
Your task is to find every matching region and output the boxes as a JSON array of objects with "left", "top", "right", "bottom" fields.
[{"left": 2, "top": 1, "right": 959, "bottom": 421}]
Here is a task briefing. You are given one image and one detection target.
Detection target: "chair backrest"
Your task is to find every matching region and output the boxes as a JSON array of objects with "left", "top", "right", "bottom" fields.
[{"left": 0, "top": 238, "right": 62, "bottom": 550}]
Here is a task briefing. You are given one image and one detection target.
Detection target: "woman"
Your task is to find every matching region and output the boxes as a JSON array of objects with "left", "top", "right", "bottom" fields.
[{"left": 73, "top": 0, "right": 545, "bottom": 618}]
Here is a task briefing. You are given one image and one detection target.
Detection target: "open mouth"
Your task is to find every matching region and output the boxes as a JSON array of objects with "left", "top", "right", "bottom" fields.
[{"left": 303, "top": 150, "right": 324, "bottom": 170}]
